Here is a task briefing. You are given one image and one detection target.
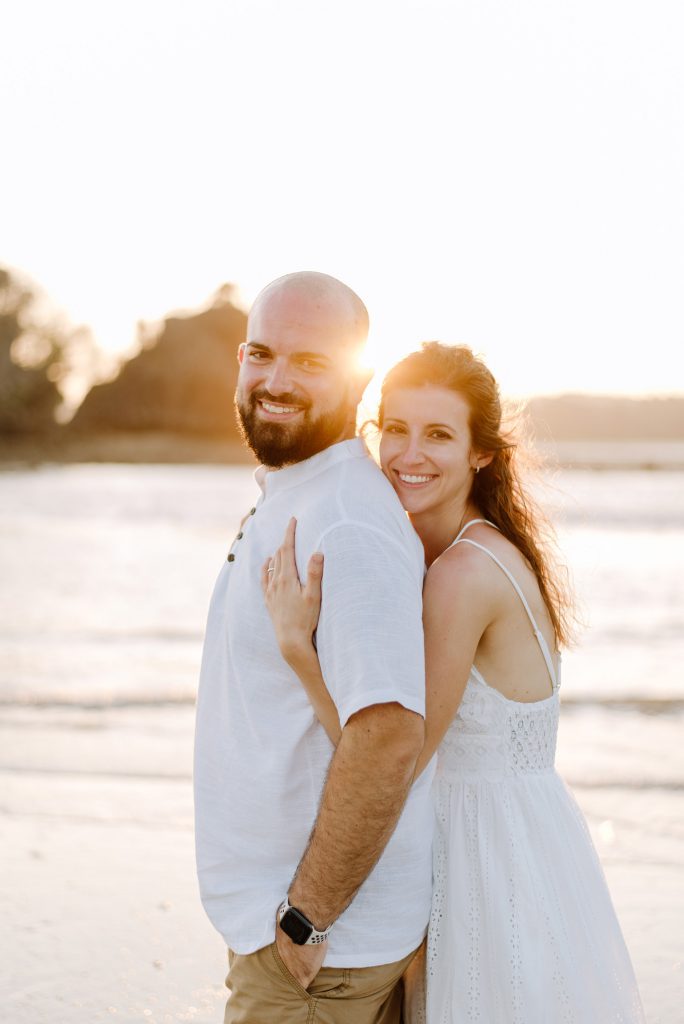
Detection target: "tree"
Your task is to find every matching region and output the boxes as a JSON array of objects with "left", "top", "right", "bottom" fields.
[
  {"left": 0, "top": 267, "right": 63, "bottom": 434},
  {"left": 70, "top": 284, "right": 248, "bottom": 436},
  {"left": 0, "top": 266, "right": 103, "bottom": 435}
]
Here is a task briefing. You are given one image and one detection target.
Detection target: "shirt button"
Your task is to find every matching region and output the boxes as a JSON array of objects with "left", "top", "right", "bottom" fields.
[
  {"left": 249, "top": 507, "right": 256, "bottom": 515},
  {"left": 227, "top": 553, "right": 236, "bottom": 562},
  {"left": 236, "top": 532, "right": 243, "bottom": 540}
]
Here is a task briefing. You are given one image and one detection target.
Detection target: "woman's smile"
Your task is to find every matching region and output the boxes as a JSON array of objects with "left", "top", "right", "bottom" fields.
[{"left": 393, "top": 470, "right": 439, "bottom": 488}]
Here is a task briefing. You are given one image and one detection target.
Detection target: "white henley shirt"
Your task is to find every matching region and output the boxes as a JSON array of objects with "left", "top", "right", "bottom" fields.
[{"left": 193, "top": 438, "right": 435, "bottom": 967}]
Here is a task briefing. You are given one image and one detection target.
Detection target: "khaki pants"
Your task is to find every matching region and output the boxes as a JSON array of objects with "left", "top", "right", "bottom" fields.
[{"left": 224, "top": 942, "right": 419, "bottom": 1024}]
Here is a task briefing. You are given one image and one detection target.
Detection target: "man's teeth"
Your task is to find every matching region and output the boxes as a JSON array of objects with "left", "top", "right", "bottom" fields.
[
  {"left": 399, "top": 474, "right": 435, "bottom": 484},
  {"left": 261, "top": 402, "right": 300, "bottom": 414}
]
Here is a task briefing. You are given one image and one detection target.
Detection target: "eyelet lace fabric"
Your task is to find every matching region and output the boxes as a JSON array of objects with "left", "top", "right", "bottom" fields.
[
  {"left": 404, "top": 671, "right": 646, "bottom": 1024},
  {"left": 438, "top": 670, "right": 559, "bottom": 780}
]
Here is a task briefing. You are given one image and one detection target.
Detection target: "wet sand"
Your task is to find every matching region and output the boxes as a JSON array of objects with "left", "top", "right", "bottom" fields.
[{"left": 1, "top": 703, "right": 681, "bottom": 1024}]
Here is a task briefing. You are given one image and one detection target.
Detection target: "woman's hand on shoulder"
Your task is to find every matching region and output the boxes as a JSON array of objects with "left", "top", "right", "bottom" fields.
[
  {"left": 261, "top": 517, "right": 324, "bottom": 666},
  {"left": 262, "top": 519, "right": 342, "bottom": 746}
]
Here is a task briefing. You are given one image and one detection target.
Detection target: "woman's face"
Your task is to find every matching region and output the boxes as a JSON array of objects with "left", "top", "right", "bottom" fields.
[{"left": 379, "top": 385, "right": 478, "bottom": 517}]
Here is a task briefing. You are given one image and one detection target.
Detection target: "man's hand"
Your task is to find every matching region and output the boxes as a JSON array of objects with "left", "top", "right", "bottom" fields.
[{"left": 275, "top": 925, "right": 328, "bottom": 989}]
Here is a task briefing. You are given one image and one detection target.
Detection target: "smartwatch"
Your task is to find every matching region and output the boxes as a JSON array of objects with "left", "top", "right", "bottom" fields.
[{"left": 277, "top": 897, "right": 332, "bottom": 946}]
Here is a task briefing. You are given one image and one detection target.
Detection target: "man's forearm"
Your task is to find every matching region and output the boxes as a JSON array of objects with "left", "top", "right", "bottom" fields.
[{"left": 287, "top": 702, "right": 424, "bottom": 929}]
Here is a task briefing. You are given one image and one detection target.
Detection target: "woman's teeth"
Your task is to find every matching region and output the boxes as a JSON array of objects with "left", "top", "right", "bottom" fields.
[{"left": 398, "top": 473, "right": 435, "bottom": 484}]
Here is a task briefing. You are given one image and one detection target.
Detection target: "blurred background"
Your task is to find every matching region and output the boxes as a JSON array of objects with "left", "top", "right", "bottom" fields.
[{"left": 1, "top": 1, "right": 682, "bottom": 1022}]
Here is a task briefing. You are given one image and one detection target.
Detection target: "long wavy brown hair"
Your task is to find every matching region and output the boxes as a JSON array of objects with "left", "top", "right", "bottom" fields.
[{"left": 377, "top": 342, "right": 575, "bottom": 648}]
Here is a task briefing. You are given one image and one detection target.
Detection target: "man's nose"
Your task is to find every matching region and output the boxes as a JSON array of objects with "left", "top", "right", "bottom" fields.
[{"left": 264, "top": 358, "right": 293, "bottom": 396}]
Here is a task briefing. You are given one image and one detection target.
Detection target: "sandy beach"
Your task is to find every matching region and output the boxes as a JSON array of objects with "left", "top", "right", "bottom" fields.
[{"left": 1, "top": 702, "right": 682, "bottom": 1024}]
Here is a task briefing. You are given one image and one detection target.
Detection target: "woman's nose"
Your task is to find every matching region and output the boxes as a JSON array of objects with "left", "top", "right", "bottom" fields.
[{"left": 402, "top": 436, "right": 426, "bottom": 464}]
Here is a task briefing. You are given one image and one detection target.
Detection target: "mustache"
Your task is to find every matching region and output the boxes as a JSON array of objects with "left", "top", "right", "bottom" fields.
[{"left": 250, "top": 388, "right": 311, "bottom": 412}]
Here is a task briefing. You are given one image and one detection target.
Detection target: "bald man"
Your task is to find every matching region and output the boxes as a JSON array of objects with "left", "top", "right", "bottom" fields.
[{"left": 194, "top": 272, "right": 435, "bottom": 1023}]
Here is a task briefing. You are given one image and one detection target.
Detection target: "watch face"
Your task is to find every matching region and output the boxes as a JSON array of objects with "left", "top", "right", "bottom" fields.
[{"left": 279, "top": 907, "right": 313, "bottom": 946}]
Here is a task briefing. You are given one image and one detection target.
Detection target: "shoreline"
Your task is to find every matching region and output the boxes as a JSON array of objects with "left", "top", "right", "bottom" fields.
[
  {"left": 0, "top": 431, "right": 255, "bottom": 468},
  {"left": 1, "top": 434, "right": 684, "bottom": 471}
]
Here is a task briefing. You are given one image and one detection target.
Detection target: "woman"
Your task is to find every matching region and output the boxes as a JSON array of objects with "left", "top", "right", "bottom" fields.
[{"left": 262, "top": 343, "right": 645, "bottom": 1023}]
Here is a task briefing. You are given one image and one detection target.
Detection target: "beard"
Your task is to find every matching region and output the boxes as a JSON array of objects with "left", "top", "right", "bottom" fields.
[{"left": 235, "top": 386, "right": 353, "bottom": 468}]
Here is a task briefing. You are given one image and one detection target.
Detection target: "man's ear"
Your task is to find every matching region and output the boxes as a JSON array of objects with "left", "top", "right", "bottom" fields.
[{"left": 238, "top": 342, "right": 246, "bottom": 365}]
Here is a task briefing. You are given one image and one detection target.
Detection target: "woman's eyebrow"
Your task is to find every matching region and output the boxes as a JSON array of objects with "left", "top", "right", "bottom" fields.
[{"left": 385, "top": 417, "right": 455, "bottom": 430}]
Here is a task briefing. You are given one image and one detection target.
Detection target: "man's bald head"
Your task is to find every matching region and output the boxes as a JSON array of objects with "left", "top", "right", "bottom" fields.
[
  {"left": 236, "top": 271, "right": 371, "bottom": 467},
  {"left": 248, "top": 271, "right": 369, "bottom": 354}
]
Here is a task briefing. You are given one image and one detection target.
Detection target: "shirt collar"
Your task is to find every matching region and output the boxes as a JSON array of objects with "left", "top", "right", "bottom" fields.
[{"left": 255, "top": 438, "right": 368, "bottom": 496}]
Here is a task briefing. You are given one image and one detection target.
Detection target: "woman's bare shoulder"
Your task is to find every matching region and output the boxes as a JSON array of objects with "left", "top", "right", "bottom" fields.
[
  {"left": 428, "top": 524, "right": 530, "bottom": 609},
  {"left": 426, "top": 535, "right": 503, "bottom": 603}
]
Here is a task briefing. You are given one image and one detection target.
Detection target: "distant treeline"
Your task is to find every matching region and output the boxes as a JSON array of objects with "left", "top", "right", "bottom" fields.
[
  {"left": 54, "top": 309, "right": 684, "bottom": 443},
  {"left": 2, "top": 266, "right": 683, "bottom": 449}
]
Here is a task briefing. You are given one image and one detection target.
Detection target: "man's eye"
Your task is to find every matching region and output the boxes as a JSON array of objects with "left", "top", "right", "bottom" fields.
[
  {"left": 298, "top": 358, "right": 325, "bottom": 371},
  {"left": 249, "top": 350, "right": 270, "bottom": 361}
]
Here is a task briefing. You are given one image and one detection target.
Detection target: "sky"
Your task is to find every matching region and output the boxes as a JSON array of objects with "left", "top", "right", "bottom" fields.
[{"left": 2, "top": 0, "right": 683, "bottom": 397}]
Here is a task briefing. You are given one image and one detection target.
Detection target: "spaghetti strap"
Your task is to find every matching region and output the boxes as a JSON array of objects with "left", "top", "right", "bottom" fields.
[
  {"left": 449, "top": 534, "right": 558, "bottom": 691},
  {"left": 452, "top": 518, "right": 499, "bottom": 543}
]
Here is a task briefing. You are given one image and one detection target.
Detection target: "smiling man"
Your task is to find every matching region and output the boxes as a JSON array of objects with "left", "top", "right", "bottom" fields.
[
  {"left": 234, "top": 274, "right": 364, "bottom": 467},
  {"left": 194, "top": 272, "right": 435, "bottom": 1023}
]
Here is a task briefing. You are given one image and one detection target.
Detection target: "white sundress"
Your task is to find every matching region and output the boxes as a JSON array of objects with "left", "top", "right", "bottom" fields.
[{"left": 406, "top": 520, "right": 646, "bottom": 1024}]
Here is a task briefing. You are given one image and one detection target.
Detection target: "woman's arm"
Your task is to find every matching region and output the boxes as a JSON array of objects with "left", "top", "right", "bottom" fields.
[
  {"left": 263, "top": 521, "right": 495, "bottom": 772},
  {"left": 261, "top": 518, "right": 342, "bottom": 745},
  {"left": 412, "top": 544, "right": 494, "bottom": 778}
]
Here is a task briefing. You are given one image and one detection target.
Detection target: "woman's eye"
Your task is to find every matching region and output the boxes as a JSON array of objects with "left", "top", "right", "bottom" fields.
[{"left": 430, "top": 431, "right": 451, "bottom": 440}]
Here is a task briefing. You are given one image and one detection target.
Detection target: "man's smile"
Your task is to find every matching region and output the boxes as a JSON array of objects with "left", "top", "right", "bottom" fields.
[{"left": 257, "top": 399, "right": 305, "bottom": 420}]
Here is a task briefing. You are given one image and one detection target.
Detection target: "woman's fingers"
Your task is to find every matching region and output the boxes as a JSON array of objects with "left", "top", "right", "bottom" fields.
[
  {"left": 304, "top": 553, "right": 324, "bottom": 607},
  {"left": 273, "top": 517, "right": 302, "bottom": 587},
  {"left": 284, "top": 516, "right": 297, "bottom": 547},
  {"left": 282, "top": 517, "right": 298, "bottom": 573},
  {"left": 261, "top": 555, "right": 274, "bottom": 593},
  {"left": 264, "top": 520, "right": 315, "bottom": 598}
]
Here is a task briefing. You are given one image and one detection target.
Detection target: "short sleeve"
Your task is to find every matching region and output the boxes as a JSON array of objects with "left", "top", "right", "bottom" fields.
[{"left": 314, "top": 523, "right": 425, "bottom": 727}]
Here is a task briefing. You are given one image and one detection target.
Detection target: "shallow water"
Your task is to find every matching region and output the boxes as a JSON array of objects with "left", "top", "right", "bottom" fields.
[{"left": 1, "top": 462, "right": 682, "bottom": 707}]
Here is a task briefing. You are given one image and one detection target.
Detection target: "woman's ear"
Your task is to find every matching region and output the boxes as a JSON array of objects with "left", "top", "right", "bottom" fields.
[{"left": 473, "top": 451, "right": 495, "bottom": 472}]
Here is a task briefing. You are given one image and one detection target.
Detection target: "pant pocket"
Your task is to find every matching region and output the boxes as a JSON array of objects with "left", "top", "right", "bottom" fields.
[{"left": 269, "top": 941, "right": 315, "bottom": 1003}]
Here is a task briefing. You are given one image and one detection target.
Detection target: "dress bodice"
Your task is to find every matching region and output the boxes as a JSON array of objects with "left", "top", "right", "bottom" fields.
[
  {"left": 437, "top": 668, "right": 560, "bottom": 782},
  {"left": 436, "top": 518, "right": 561, "bottom": 784}
]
